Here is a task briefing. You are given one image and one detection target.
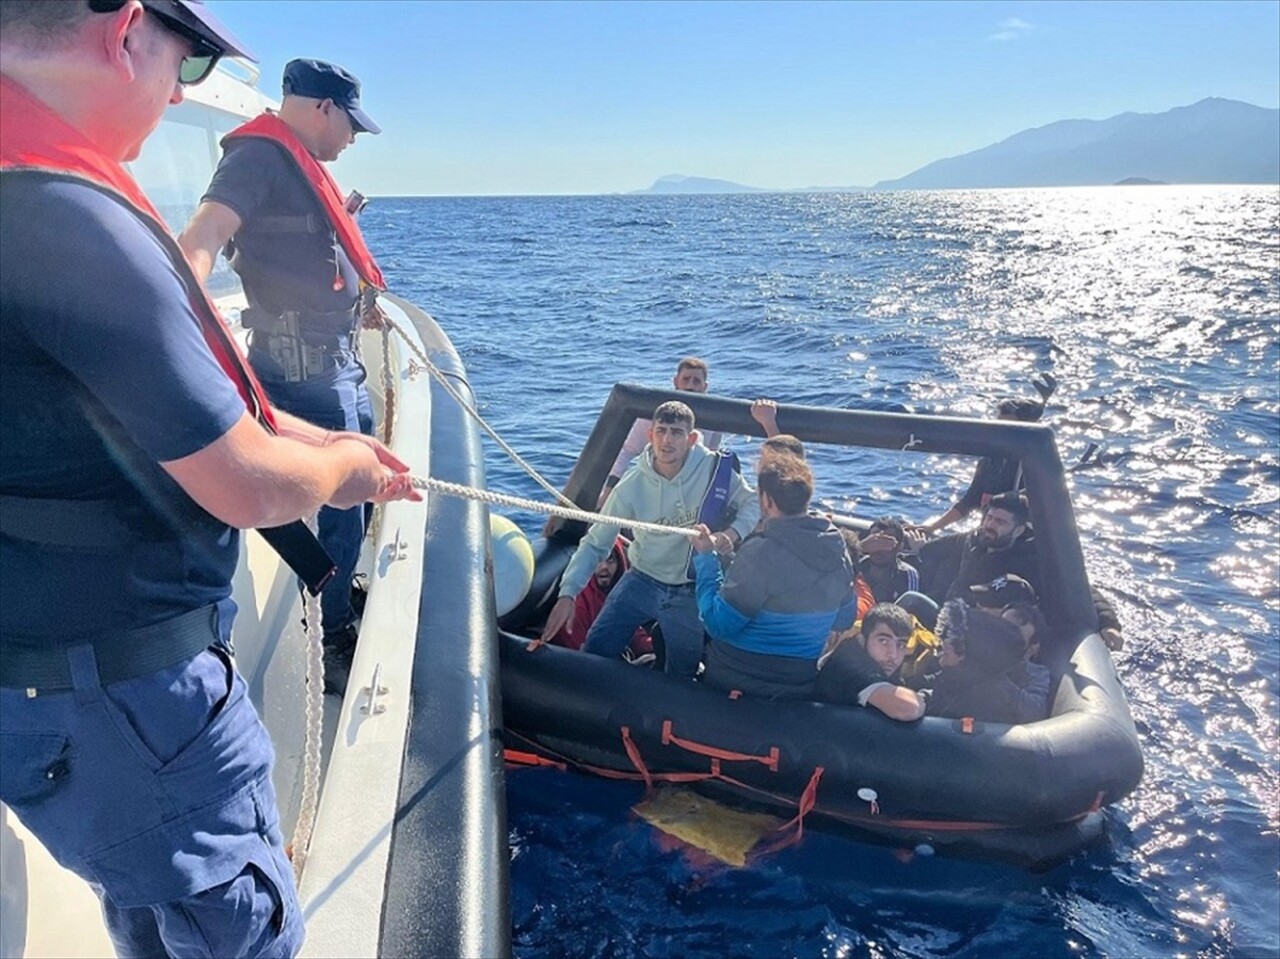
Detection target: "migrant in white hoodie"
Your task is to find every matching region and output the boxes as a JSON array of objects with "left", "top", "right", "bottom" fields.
[{"left": 558, "top": 443, "right": 760, "bottom": 599}]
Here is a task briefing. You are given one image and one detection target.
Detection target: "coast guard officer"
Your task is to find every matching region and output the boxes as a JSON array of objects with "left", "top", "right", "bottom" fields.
[
  {"left": 180, "top": 58, "right": 387, "bottom": 695},
  {"left": 0, "top": 1, "right": 417, "bottom": 955}
]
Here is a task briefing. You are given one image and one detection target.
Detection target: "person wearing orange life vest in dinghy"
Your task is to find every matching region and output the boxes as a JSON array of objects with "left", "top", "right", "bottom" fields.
[
  {"left": 0, "top": 3, "right": 416, "bottom": 957},
  {"left": 180, "top": 57, "right": 386, "bottom": 697}
]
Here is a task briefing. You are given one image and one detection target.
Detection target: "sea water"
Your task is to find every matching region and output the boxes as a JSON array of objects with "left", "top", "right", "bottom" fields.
[{"left": 363, "top": 186, "right": 1279, "bottom": 958}]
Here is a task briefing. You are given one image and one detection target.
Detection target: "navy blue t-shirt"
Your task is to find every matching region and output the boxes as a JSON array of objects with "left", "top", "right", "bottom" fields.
[
  {"left": 0, "top": 175, "right": 246, "bottom": 641},
  {"left": 203, "top": 138, "right": 359, "bottom": 317}
]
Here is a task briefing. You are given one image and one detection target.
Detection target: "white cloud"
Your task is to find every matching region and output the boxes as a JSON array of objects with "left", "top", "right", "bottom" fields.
[{"left": 988, "top": 17, "right": 1033, "bottom": 41}]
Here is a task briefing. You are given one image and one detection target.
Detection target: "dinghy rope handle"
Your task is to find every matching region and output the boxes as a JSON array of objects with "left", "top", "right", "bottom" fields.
[{"left": 375, "top": 308, "right": 698, "bottom": 537}]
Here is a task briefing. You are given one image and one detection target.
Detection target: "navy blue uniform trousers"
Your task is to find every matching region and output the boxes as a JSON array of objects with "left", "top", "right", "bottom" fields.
[{"left": 0, "top": 636, "right": 303, "bottom": 957}]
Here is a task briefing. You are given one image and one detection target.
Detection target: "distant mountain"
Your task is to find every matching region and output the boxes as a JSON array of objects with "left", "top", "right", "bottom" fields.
[
  {"left": 633, "top": 174, "right": 767, "bottom": 194},
  {"left": 632, "top": 174, "right": 868, "bottom": 194},
  {"left": 873, "top": 98, "right": 1279, "bottom": 190}
]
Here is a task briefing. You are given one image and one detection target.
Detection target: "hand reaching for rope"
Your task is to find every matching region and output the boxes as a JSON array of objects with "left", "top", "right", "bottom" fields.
[{"left": 325, "top": 435, "right": 422, "bottom": 509}]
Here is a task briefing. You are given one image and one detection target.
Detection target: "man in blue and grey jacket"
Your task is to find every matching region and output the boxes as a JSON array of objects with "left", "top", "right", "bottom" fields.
[
  {"left": 540, "top": 400, "right": 758, "bottom": 677},
  {"left": 692, "top": 456, "right": 857, "bottom": 699}
]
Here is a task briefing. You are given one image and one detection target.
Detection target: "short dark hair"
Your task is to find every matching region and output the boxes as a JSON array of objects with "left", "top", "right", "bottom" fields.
[
  {"left": 985, "top": 491, "right": 1029, "bottom": 526},
  {"left": 675, "top": 357, "right": 708, "bottom": 378},
  {"left": 0, "top": 0, "right": 91, "bottom": 41},
  {"left": 652, "top": 400, "right": 695, "bottom": 430},
  {"left": 757, "top": 457, "right": 813, "bottom": 516},
  {"left": 998, "top": 397, "right": 1045, "bottom": 422},
  {"left": 862, "top": 603, "right": 914, "bottom": 640},
  {"left": 761, "top": 434, "right": 805, "bottom": 461},
  {"left": 868, "top": 515, "right": 906, "bottom": 547}
]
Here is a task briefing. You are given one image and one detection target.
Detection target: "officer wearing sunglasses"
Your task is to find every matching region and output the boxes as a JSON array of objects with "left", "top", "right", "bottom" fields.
[
  {"left": 88, "top": 0, "right": 243, "bottom": 85},
  {"left": 1, "top": 3, "right": 416, "bottom": 957}
]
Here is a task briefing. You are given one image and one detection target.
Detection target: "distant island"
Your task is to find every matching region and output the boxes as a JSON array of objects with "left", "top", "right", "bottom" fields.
[
  {"left": 633, "top": 97, "right": 1278, "bottom": 194},
  {"left": 632, "top": 174, "right": 868, "bottom": 195}
]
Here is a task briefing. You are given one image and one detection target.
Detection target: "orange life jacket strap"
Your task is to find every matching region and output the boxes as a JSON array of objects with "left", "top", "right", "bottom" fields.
[{"left": 222, "top": 113, "right": 386, "bottom": 290}]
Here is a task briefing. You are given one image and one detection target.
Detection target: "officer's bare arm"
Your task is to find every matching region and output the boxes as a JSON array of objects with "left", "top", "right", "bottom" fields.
[
  {"left": 162, "top": 412, "right": 418, "bottom": 529},
  {"left": 178, "top": 201, "right": 243, "bottom": 284}
]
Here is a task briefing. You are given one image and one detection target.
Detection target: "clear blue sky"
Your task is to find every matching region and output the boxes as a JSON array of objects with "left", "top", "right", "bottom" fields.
[{"left": 207, "top": 0, "right": 1280, "bottom": 196}]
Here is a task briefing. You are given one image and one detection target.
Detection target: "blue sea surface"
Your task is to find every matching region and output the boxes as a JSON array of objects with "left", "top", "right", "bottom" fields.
[{"left": 363, "top": 186, "right": 1279, "bottom": 958}]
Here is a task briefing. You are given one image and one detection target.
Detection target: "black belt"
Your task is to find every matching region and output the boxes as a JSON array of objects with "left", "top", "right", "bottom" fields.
[
  {"left": 1, "top": 496, "right": 134, "bottom": 548},
  {"left": 242, "top": 306, "right": 357, "bottom": 343},
  {"left": 0, "top": 605, "right": 219, "bottom": 691}
]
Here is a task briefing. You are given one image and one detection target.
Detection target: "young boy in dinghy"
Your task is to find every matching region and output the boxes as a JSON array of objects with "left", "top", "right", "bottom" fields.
[{"left": 813, "top": 603, "right": 927, "bottom": 720}]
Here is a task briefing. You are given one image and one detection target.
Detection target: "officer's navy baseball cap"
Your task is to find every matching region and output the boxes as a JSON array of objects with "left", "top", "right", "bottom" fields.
[
  {"left": 282, "top": 59, "right": 382, "bottom": 135},
  {"left": 88, "top": 0, "right": 255, "bottom": 64}
]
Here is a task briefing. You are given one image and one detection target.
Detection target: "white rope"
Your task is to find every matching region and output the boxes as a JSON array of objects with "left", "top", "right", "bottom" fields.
[
  {"left": 410, "top": 474, "right": 698, "bottom": 539},
  {"left": 378, "top": 326, "right": 395, "bottom": 447},
  {"left": 290, "top": 517, "right": 326, "bottom": 882},
  {"left": 377, "top": 310, "right": 579, "bottom": 510}
]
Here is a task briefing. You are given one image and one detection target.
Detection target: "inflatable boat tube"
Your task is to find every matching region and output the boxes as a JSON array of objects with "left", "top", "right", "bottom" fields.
[{"left": 501, "top": 385, "right": 1143, "bottom": 869}]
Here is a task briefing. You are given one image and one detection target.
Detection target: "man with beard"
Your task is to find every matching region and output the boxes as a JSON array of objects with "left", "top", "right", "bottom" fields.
[
  {"left": 547, "top": 536, "right": 651, "bottom": 659},
  {"left": 904, "top": 493, "right": 1125, "bottom": 650},
  {"left": 912, "top": 491, "right": 1039, "bottom": 606}
]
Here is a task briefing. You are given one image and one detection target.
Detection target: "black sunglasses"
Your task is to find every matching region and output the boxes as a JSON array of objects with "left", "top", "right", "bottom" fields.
[{"left": 88, "top": 0, "right": 222, "bottom": 85}]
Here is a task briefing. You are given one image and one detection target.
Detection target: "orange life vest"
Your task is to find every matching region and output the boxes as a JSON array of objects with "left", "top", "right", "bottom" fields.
[
  {"left": 222, "top": 113, "right": 387, "bottom": 291},
  {"left": 0, "top": 75, "right": 336, "bottom": 591},
  {"left": 0, "top": 74, "right": 276, "bottom": 429}
]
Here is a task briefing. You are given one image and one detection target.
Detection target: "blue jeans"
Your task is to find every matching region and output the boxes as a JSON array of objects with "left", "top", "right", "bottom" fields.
[
  {"left": 251, "top": 345, "right": 374, "bottom": 637},
  {"left": 583, "top": 569, "right": 704, "bottom": 677},
  {"left": 0, "top": 636, "right": 303, "bottom": 958}
]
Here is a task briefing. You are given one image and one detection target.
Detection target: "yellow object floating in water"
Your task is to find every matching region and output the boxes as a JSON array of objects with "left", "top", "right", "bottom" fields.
[{"left": 634, "top": 786, "right": 783, "bottom": 867}]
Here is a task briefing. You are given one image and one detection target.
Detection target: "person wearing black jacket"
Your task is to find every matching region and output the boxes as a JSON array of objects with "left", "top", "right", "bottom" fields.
[
  {"left": 924, "top": 601, "right": 1029, "bottom": 724},
  {"left": 904, "top": 492, "right": 1125, "bottom": 649}
]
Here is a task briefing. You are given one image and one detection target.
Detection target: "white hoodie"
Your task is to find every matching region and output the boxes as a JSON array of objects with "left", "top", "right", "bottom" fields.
[{"left": 559, "top": 442, "right": 759, "bottom": 598}]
